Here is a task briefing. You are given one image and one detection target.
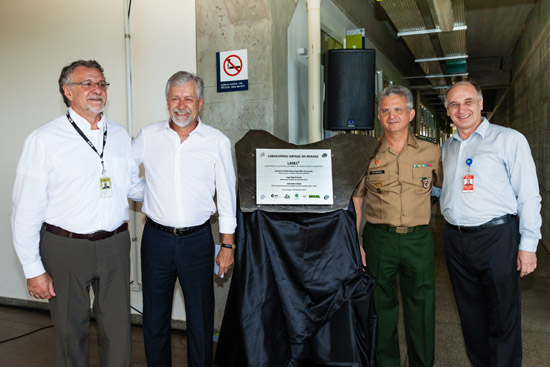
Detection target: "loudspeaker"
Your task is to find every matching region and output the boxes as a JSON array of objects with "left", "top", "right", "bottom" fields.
[{"left": 325, "top": 49, "right": 376, "bottom": 130}]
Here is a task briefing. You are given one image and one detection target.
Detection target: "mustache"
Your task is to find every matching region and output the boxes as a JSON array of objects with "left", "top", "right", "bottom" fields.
[
  {"left": 86, "top": 95, "right": 105, "bottom": 103},
  {"left": 173, "top": 108, "right": 191, "bottom": 114}
]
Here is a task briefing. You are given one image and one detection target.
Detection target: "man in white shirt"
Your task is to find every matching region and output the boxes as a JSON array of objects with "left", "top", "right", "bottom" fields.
[
  {"left": 132, "top": 71, "right": 236, "bottom": 367},
  {"left": 12, "top": 59, "right": 143, "bottom": 367},
  {"left": 440, "top": 81, "right": 541, "bottom": 366}
]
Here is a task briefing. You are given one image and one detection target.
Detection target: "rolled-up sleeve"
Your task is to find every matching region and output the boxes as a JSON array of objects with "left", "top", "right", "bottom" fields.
[{"left": 215, "top": 136, "right": 237, "bottom": 234}]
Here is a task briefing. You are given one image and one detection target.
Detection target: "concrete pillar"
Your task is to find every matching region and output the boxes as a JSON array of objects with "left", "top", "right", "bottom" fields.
[
  {"left": 195, "top": 0, "right": 298, "bottom": 330},
  {"left": 307, "top": 0, "right": 322, "bottom": 143}
]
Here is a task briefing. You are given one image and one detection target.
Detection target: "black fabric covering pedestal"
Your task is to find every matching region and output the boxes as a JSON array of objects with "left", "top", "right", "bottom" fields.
[
  {"left": 215, "top": 130, "right": 378, "bottom": 366},
  {"left": 214, "top": 201, "right": 377, "bottom": 367}
]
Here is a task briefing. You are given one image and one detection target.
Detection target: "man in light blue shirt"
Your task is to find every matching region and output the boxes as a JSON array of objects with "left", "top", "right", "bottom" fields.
[{"left": 440, "top": 81, "right": 541, "bottom": 367}]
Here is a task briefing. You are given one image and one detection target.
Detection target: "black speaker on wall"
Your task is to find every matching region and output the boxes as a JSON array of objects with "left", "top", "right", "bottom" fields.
[{"left": 325, "top": 49, "right": 376, "bottom": 130}]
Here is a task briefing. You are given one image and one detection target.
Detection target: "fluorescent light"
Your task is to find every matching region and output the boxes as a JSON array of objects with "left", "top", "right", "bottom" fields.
[
  {"left": 397, "top": 25, "right": 467, "bottom": 37},
  {"left": 416, "top": 55, "right": 468, "bottom": 63},
  {"left": 401, "top": 73, "right": 468, "bottom": 79}
]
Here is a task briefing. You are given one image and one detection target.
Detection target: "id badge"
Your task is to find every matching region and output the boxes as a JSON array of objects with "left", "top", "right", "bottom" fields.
[
  {"left": 463, "top": 174, "right": 474, "bottom": 192},
  {"left": 100, "top": 177, "right": 113, "bottom": 198}
]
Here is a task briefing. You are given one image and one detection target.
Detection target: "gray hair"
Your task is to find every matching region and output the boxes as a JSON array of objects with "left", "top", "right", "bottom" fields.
[
  {"left": 444, "top": 80, "right": 483, "bottom": 108},
  {"left": 58, "top": 60, "right": 104, "bottom": 107},
  {"left": 378, "top": 85, "right": 414, "bottom": 112},
  {"left": 165, "top": 71, "right": 204, "bottom": 100}
]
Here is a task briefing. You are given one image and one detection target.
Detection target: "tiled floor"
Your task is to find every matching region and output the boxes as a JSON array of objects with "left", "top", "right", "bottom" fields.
[
  {"left": 0, "top": 209, "right": 549, "bottom": 366},
  {"left": 426, "top": 209, "right": 550, "bottom": 367},
  {"left": 0, "top": 306, "right": 190, "bottom": 366}
]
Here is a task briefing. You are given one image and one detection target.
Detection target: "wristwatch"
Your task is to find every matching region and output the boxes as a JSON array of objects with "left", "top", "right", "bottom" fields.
[{"left": 221, "top": 243, "right": 236, "bottom": 250}]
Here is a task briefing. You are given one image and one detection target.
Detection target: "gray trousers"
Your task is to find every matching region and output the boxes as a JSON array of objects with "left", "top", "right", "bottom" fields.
[{"left": 40, "top": 228, "right": 131, "bottom": 367}]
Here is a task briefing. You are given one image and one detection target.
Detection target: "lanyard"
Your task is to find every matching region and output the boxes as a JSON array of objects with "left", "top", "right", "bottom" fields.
[{"left": 66, "top": 111, "right": 108, "bottom": 175}]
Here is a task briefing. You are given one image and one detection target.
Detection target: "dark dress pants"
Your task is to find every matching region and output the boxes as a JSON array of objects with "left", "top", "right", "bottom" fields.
[
  {"left": 444, "top": 219, "right": 522, "bottom": 367},
  {"left": 40, "top": 229, "right": 131, "bottom": 367},
  {"left": 141, "top": 221, "right": 215, "bottom": 367},
  {"left": 364, "top": 223, "right": 435, "bottom": 367}
]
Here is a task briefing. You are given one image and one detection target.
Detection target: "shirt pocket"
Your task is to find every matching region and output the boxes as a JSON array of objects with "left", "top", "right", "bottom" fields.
[
  {"left": 412, "top": 167, "right": 433, "bottom": 193},
  {"left": 365, "top": 170, "right": 391, "bottom": 193},
  {"left": 470, "top": 152, "right": 506, "bottom": 185}
]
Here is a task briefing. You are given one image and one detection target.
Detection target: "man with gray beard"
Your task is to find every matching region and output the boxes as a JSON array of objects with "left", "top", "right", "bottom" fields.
[
  {"left": 132, "top": 71, "right": 237, "bottom": 366},
  {"left": 12, "top": 59, "right": 143, "bottom": 366}
]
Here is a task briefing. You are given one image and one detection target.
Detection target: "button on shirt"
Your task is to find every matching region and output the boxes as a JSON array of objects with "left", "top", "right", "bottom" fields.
[
  {"left": 440, "top": 118, "right": 542, "bottom": 252},
  {"left": 132, "top": 119, "right": 237, "bottom": 233},
  {"left": 12, "top": 108, "right": 144, "bottom": 278},
  {"left": 353, "top": 134, "right": 443, "bottom": 227}
]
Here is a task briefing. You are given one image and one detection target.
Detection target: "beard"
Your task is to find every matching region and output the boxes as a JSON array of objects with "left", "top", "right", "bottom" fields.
[
  {"left": 171, "top": 108, "right": 194, "bottom": 128},
  {"left": 85, "top": 96, "right": 105, "bottom": 113}
]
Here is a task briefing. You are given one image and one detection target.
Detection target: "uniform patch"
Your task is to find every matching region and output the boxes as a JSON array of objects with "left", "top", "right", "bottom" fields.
[{"left": 422, "top": 177, "right": 430, "bottom": 188}]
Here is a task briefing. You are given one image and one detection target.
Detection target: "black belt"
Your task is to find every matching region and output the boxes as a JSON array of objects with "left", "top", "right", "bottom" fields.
[
  {"left": 146, "top": 217, "right": 209, "bottom": 236},
  {"left": 445, "top": 214, "right": 516, "bottom": 233},
  {"left": 369, "top": 223, "right": 427, "bottom": 234},
  {"left": 44, "top": 222, "right": 128, "bottom": 241}
]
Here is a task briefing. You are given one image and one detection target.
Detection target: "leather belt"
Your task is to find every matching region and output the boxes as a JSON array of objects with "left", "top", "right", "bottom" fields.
[
  {"left": 370, "top": 223, "right": 426, "bottom": 234},
  {"left": 44, "top": 222, "right": 128, "bottom": 241},
  {"left": 445, "top": 214, "right": 516, "bottom": 233},
  {"left": 146, "top": 217, "right": 209, "bottom": 236}
]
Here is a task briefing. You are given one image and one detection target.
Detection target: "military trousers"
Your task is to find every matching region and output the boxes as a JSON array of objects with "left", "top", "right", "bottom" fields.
[{"left": 363, "top": 222, "right": 435, "bottom": 367}]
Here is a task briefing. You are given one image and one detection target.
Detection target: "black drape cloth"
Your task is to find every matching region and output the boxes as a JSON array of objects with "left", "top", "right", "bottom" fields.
[{"left": 215, "top": 201, "right": 377, "bottom": 367}]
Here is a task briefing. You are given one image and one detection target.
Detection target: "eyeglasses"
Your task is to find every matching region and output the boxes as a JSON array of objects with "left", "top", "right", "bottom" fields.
[
  {"left": 380, "top": 107, "right": 408, "bottom": 116},
  {"left": 70, "top": 80, "right": 110, "bottom": 90}
]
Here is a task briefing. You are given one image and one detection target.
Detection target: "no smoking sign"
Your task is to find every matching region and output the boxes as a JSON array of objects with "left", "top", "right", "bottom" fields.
[
  {"left": 224, "top": 55, "right": 242, "bottom": 76},
  {"left": 217, "top": 49, "right": 248, "bottom": 92}
]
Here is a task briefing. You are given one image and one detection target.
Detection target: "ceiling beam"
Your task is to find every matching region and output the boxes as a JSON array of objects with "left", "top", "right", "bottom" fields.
[{"left": 432, "top": 0, "right": 454, "bottom": 32}]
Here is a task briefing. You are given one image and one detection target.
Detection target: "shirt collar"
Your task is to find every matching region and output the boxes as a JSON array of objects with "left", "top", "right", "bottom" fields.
[
  {"left": 68, "top": 107, "right": 105, "bottom": 131},
  {"left": 406, "top": 133, "right": 420, "bottom": 149},
  {"left": 193, "top": 116, "right": 206, "bottom": 136},
  {"left": 474, "top": 117, "right": 489, "bottom": 137},
  {"left": 163, "top": 116, "right": 205, "bottom": 137},
  {"left": 451, "top": 117, "right": 489, "bottom": 141},
  {"left": 380, "top": 132, "right": 419, "bottom": 152}
]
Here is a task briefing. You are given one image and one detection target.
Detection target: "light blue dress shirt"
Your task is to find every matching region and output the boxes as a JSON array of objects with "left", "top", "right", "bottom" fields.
[{"left": 440, "top": 118, "right": 542, "bottom": 252}]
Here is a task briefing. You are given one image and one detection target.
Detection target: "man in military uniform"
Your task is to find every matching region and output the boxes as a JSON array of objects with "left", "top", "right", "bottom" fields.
[{"left": 353, "top": 85, "right": 442, "bottom": 367}]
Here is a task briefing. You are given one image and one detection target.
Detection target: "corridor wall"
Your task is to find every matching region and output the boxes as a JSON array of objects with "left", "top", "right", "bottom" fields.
[
  {"left": 0, "top": 0, "right": 196, "bottom": 323},
  {"left": 490, "top": 0, "right": 550, "bottom": 250}
]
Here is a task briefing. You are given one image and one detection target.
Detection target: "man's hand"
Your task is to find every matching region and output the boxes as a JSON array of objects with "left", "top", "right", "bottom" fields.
[
  {"left": 517, "top": 250, "right": 537, "bottom": 277},
  {"left": 27, "top": 272, "right": 56, "bottom": 299},
  {"left": 216, "top": 247, "right": 234, "bottom": 277},
  {"left": 360, "top": 245, "right": 367, "bottom": 268}
]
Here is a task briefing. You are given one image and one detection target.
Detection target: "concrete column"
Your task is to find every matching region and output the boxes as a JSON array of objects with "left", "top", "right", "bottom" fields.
[
  {"left": 307, "top": 0, "right": 322, "bottom": 143},
  {"left": 195, "top": 0, "right": 298, "bottom": 330}
]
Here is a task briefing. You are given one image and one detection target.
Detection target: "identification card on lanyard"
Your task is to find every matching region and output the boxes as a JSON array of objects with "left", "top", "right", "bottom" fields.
[
  {"left": 100, "top": 177, "right": 113, "bottom": 198},
  {"left": 463, "top": 158, "right": 474, "bottom": 193},
  {"left": 463, "top": 175, "right": 474, "bottom": 192},
  {"left": 66, "top": 112, "right": 113, "bottom": 198}
]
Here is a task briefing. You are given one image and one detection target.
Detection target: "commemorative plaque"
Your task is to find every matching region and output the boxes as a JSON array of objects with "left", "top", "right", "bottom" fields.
[
  {"left": 236, "top": 130, "right": 378, "bottom": 213},
  {"left": 256, "top": 149, "right": 333, "bottom": 205}
]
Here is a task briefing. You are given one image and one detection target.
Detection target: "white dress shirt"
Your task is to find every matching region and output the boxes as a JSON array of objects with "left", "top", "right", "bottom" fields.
[
  {"left": 132, "top": 118, "right": 237, "bottom": 234},
  {"left": 440, "top": 118, "right": 542, "bottom": 252},
  {"left": 12, "top": 108, "right": 143, "bottom": 278}
]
